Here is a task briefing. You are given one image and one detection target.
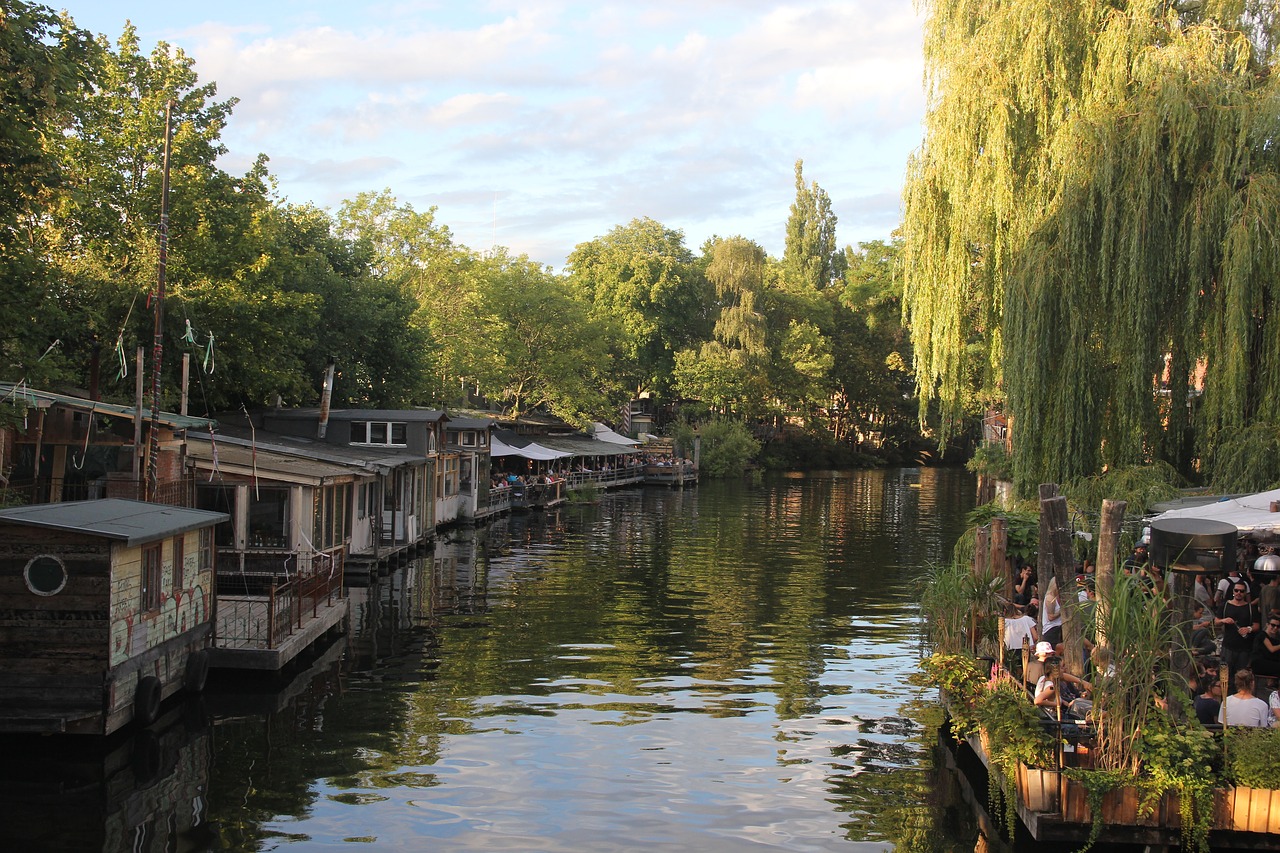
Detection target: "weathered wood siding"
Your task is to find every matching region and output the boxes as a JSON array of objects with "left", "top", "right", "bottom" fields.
[{"left": 0, "top": 529, "right": 111, "bottom": 724}]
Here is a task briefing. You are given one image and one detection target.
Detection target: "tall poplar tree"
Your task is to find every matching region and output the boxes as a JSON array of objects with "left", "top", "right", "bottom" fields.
[{"left": 903, "top": 1, "right": 1280, "bottom": 493}]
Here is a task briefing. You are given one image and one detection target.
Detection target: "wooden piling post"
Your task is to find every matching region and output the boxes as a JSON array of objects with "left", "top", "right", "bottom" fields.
[{"left": 1094, "top": 499, "right": 1126, "bottom": 651}]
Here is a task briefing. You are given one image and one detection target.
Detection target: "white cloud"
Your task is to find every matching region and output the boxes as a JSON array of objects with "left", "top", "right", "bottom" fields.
[{"left": 88, "top": 0, "right": 926, "bottom": 265}]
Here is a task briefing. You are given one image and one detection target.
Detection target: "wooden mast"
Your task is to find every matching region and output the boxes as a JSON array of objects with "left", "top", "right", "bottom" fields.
[{"left": 145, "top": 100, "right": 174, "bottom": 501}]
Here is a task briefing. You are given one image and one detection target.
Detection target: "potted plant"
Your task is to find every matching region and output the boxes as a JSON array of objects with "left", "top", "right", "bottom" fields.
[
  {"left": 978, "top": 677, "right": 1057, "bottom": 830},
  {"left": 914, "top": 652, "right": 988, "bottom": 741}
]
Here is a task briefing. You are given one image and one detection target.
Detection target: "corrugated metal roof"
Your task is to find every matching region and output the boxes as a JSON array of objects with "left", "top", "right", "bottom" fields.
[
  {"left": 186, "top": 440, "right": 359, "bottom": 484},
  {"left": 193, "top": 427, "right": 424, "bottom": 472},
  {"left": 0, "top": 382, "right": 216, "bottom": 430},
  {"left": 0, "top": 499, "right": 228, "bottom": 547}
]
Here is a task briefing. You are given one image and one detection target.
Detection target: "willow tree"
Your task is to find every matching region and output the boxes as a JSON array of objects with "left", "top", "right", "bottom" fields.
[{"left": 903, "top": 0, "right": 1280, "bottom": 494}]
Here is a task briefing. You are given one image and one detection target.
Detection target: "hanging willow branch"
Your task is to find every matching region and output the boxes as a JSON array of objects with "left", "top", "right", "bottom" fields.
[{"left": 904, "top": 0, "right": 1280, "bottom": 493}]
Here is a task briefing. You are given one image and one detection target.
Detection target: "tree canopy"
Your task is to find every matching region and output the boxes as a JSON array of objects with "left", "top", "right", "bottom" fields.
[
  {"left": 0, "top": 5, "right": 929, "bottom": 464},
  {"left": 903, "top": 0, "right": 1280, "bottom": 493}
]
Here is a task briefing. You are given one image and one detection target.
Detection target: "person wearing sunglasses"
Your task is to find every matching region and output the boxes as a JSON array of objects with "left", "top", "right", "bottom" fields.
[
  {"left": 1218, "top": 583, "right": 1260, "bottom": 683},
  {"left": 1251, "top": 613, "right": 1280, "bottom": 681}
]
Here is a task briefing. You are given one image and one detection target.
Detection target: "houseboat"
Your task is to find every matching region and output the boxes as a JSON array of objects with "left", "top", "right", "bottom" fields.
[{"left": 0, "top": 499, "right": 227, "bottom": 734}]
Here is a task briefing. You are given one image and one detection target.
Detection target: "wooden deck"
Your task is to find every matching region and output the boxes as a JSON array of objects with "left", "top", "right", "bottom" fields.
[
  {"left": 955, "top": 726, "right": 1280, "bottom": 850},
  {"left": 643, "top": 463, "right": 698, "bottom": 487},
  {"left": 210, "top": 567, "right": 349, "bottom": 671}
]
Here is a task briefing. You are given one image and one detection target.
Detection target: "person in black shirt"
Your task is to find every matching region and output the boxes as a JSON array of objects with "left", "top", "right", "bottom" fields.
[
  {"left": 1218, "top": 581, "right": 1260, "bottom": 682},
  {"left": 1194, "top": 678, "right": 1222, "bottom": 725}
]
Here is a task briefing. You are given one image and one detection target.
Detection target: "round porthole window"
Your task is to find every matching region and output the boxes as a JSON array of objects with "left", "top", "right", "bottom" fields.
[{"left": 24, "top": 555, "right": 67, "bottom": 596}]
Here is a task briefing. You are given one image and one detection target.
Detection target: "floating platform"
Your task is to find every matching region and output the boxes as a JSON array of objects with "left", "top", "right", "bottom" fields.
[{"left": 210, "top": 595, "right": 347, "bottom": 671}]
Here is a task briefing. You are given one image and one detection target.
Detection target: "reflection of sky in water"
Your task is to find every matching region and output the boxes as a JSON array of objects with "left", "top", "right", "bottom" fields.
[{"left": 246, "top": 470, "right": 974, "bottom": 851}]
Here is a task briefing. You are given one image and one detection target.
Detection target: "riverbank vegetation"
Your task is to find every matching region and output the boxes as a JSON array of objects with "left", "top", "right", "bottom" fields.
[
  {"left": 918, "top": 498, "right": 1280, "bottom": 852},
  {"left": 0, "top": 4, "right": 929, "bottom": 472}
]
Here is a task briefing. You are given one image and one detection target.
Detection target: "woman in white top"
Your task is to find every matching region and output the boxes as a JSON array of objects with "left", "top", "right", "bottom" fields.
[
  {"left": 1041, "top": 577, "right": 1063, "bottom": 648},
  {"left": 1219, "top": 669, "right": 1274, "bottom": 728}
]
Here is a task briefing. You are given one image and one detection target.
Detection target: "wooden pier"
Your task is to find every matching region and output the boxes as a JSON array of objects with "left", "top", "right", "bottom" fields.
[{"left": 210, "top": 568, "right": 348, "bottom": 671}]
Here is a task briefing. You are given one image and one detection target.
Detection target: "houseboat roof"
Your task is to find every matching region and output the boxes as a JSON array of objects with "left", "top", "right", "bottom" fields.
[
  {"left": 444, "top": 416, "right": 496, "bottom": 430},
  {"left": 190, "top": 428, "right": 423, "bottom": 473},
  {"left": 0, "top": 382, "right": 215, "bottom": 430},
  {"left": 185, "top": 438, "right": 361, "bottom": 485},
  {"left": 0, "top": 499, "right": 228, "bottom": 546},
  {"left": 263, "top": 407, "right": 448, "bottom": 423}
]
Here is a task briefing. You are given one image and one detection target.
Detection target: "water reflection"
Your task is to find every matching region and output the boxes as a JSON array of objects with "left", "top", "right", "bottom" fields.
[
  {"left": 10, "top": 469, "right": 993, "bottom": 851},
  {"left": 0, "top": 699, "right": 214, "bottom": 851}
]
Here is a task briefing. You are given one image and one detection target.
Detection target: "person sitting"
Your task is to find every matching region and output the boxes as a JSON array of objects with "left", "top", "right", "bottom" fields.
[
  {"left": 1012, "top": 564, "right": 1036, "bottom": 607},
  {"left": 1194, "top": 677, "right": 1222, "bottom": 726},
  {"left": 1034, "top": 655, "right": 1092, "bottom": 717},
  {"left": 1219, "top": 669, "right": 1274, "bottom": 727}
]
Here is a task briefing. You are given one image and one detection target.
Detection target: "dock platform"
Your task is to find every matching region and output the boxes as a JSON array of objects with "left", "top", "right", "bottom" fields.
[{"left": 210, "top": 592, "right": 347, "bottom": 671}]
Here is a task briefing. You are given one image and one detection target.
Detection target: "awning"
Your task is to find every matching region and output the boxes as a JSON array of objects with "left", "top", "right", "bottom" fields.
[
  {"left": 590, "top": 422, "right": 639, "bottom": 446},
  {"left": 490, "top": 435, "right": 569, "bottom": 461},
  {"left": 1150, "top": 488, "right": 1280, "bottom": 535}
]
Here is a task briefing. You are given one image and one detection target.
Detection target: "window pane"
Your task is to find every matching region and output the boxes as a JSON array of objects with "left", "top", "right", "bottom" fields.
[
  {"left": 370, "top": 422, "right": 388, "bottom": 444},
  {"left": 197, "top": 485, "right": 236, "bottom": 546},
  {"left": 248, "top": 487, "right": 289, "bottom": 548},
  {"left": 173, "top": 535, "right": 185, "bottom": 591},
  {"left": 391, "top": 422, "right": 406, "bottom": 445}
]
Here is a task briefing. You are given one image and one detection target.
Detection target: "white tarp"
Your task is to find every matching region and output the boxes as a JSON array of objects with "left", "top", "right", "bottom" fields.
[
  {"left": 590, "top": 421, "right": 640, "bottom": 446},
  {"left": 490, "top": 435, "right": 570, "bottom": 461},
  {"left": 1151, "top": 488, "right": 1280, "bottom": 534}
]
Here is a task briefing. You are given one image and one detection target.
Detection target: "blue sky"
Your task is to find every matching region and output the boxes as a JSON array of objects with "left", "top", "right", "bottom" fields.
[{"left": 64, "top": 1, "right": 926, "bottom": 268}]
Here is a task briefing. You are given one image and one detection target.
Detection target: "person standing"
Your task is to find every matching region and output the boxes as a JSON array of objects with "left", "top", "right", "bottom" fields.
[
  {"left": 1219, "top": 582, "right": 1260, "bottom": 683},
  {"left": 1252, "top": 613, "right": 1280, "bottom": 680}
]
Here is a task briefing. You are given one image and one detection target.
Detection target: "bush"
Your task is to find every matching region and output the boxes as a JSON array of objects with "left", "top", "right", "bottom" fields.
[{"left": 698, "top": 419, "right": 761, "bottom": 478}]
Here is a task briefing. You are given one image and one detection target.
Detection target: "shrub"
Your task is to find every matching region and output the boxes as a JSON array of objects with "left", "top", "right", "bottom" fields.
[{"left": 697, "top": 418, "right": 761, "bottom": 478}]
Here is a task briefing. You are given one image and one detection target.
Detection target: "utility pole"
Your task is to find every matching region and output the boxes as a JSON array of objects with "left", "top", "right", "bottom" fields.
[{"left": 146, "top": 100, "right": 174, "bottom": 501}]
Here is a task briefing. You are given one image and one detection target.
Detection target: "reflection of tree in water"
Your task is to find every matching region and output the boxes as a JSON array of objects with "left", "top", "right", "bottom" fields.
[{"left": 826, "top": 701, "right": 986, "bottom": 852}]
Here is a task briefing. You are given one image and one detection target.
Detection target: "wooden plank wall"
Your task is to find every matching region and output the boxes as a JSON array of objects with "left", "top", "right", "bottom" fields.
[{"left": 0, "top": 529, "right": 111, "bottom": 717}]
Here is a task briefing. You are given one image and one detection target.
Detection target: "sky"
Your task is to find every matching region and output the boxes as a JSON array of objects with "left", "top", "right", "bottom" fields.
[{"left": 63, "top": 1, "right": 927, "bottom": 269}]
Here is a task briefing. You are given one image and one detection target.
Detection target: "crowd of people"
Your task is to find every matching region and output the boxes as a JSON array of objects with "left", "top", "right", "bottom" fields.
[{"left": 1001, "top": 540, "right": 1280, "bottom": 730}]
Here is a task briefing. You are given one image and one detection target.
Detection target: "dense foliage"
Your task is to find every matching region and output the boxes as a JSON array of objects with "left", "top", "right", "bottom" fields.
[
  {"left": 904, "top": 0, "right": 1280, "bottom": 493},
  {"left": 0, "top": 5, "right": 926, "bottom": 463}
]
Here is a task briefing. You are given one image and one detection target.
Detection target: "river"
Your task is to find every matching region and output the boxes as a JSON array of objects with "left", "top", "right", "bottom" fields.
[{"left": 3, "top": 468, "right": 982, "bottom": 851}]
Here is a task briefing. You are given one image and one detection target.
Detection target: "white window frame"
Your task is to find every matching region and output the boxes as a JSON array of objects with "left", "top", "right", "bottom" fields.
[{"left": 351, "top": 420, "right": 408, "bottom": 447}]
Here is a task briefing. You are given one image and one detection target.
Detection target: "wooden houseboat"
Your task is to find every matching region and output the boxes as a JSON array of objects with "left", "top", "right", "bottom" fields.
[
  {"left": 0, "top": 382, "right": 209, "bottom": 507},
  {"left": 444, "top": 416, "right": 499, "bottom": 521},
  {"left": 259, "top": 407, "right": 448, "bottom": 542},
  {"left": 183, "top": 434, "right": 360, "bottom": 593},
  {"left": 0, "top": 499, "right": 227, "bottom": 734}
]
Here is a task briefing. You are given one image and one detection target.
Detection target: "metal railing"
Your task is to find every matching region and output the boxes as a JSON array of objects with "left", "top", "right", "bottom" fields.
[
  {"left": 216, "top": 549, "right": 345, "bottom": 650},
  {"left": 1, "top": 475, "right": 195, "bottom": 507}
]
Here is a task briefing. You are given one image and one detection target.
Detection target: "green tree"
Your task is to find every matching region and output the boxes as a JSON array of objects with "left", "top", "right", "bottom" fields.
[
  {"left": 0, "top": 3, "right": 95, "bottom": 386},
  {"left": 782, "top": 159, "right": 844, "bottom": 293},
  {"left": 673, "top": 237, "right": 770, "bottom": 415},
  {"left": 902, "top": 1, "right": 1280, "bottom": 492},
  {"left": 835, "top": 239, "right": 919, "bottom": 455},
  {"left": 566, "top": 218, "right": 711, "bottom": 396},
  {"left": 337, "top": 190, "right": 478, "bottom": 403},
  {"left": 39, "top": 23, "right": 325, "bottom": 410},
  {"left": 471, "top": 252, "right": 615, "bottom": 425}
]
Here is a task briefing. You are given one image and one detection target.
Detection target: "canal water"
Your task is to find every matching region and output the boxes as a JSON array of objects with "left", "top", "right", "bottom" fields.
[{"left": 3, "top": 468, "right": 984, "bottom": 852}]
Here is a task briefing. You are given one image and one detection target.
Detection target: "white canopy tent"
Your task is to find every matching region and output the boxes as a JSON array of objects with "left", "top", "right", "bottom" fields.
[
  {"left": 490, "top": 435, "right": 570, "bottom": 461},
  {"left": 590, "top": 422, "right": 640, "bottom": 446},
  {"left": 1150, "top": 488, "right": 1280, "bottom": 535}
]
